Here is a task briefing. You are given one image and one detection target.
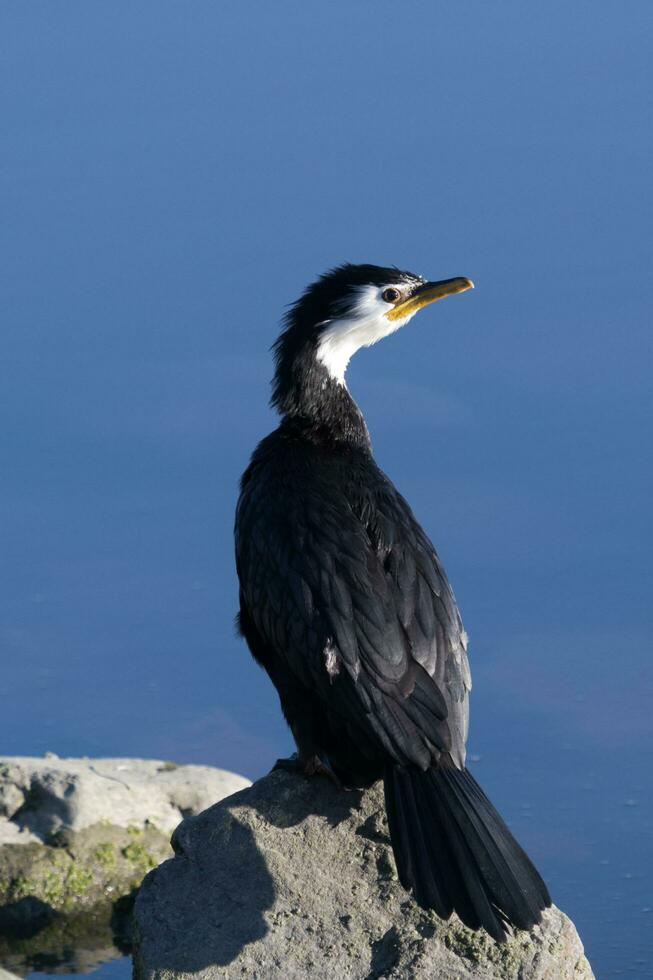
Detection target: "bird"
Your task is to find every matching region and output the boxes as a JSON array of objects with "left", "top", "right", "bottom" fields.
[{"left": 234, "top": 262, "right": 551, "bottom": 941}]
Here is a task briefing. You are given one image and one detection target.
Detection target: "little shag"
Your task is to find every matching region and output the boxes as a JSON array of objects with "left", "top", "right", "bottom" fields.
[{"left": 235, "top": 263, "right": 551, "bottom": 941}]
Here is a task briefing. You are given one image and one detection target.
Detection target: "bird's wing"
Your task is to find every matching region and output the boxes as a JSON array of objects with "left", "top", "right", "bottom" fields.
[{"left": 236, "top": 447, "right": 471, "bottom": 769}]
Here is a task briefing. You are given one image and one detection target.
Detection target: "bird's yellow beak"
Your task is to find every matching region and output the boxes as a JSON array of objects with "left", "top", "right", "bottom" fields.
[{"left": 385, "top": 277, "right": 474, "bottom": 321}]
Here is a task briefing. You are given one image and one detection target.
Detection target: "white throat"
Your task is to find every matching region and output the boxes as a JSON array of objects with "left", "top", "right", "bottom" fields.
[{"left": 315, "top": 284, "right": 415, "bottom": 384}]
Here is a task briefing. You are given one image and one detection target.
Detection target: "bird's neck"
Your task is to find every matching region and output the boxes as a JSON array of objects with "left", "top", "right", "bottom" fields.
[{"left": 273, "top": 348, "right": 371, "bottom": 452}]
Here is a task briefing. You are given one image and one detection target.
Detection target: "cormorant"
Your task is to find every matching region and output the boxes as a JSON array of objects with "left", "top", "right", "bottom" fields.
[{"left": 235, "top": 263, "right": 551, "bottom": 940}]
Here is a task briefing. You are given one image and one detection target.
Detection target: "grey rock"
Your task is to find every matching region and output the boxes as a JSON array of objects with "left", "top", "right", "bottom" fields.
[
  {"left": 0, "top": 756, "right": 250, "bottom": 842},
  {"left": 133, "top": 769, "right": 594, "bottom": 980},
  {"left": 0, "top": 756, "right": 250, "bottom": 973}
]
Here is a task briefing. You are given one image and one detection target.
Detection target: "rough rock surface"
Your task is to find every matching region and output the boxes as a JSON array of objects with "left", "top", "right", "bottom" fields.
[
  {"left": 0, "top": 756, "right": 249, "bottom": 973},
  {"left": 0, "top": 756, "right": 250, "bottom": 843},
  {"left": 134, "top": 769, "right": 594, "bottom": 980}
]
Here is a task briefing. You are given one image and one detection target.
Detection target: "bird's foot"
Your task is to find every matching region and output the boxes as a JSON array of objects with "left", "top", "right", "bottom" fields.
[
  {"left": 272, "top": 752, "right": 342, "bottom": 790},
  {"left": 302, "top": 753, "right": 343, "bottom": 789}
]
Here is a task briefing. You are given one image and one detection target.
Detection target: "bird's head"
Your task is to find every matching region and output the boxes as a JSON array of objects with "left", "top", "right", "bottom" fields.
[{"left": 272, "top": 262, "right": 473, "bottom": 417}]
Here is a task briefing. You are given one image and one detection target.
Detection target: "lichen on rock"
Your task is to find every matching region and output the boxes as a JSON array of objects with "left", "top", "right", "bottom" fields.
[{"left": 0, "top": 755, "right": 250, "bottom": 972}]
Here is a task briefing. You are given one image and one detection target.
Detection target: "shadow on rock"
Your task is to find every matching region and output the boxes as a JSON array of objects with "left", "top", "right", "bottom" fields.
[
  {"left": 229, "top": 764, "right": 365, "bottom": 832},
  {"left": 135, "top": 814, "right": 273, "bottom": 972},
  {"left": 133, "top": 769, "right": 365, "bottom": 975},
  {"left": 132, "top": 768, "right": 594, "bottom": 980}
]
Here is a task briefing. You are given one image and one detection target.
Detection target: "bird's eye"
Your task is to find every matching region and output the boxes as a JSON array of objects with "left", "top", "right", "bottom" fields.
[{"left": 382, "top": 287, "right": 401, "bottom": 303}]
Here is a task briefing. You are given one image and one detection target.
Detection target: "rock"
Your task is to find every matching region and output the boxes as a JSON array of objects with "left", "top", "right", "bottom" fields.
[
  {"left": 133, "top": 770, "right": 594, "bottom": 980},
  {"left": 0, "top": 757, "right": 250, "bottom": 842},
  {"left": 0, "top": 756, "right": 250, "bottom": 973},
  {"left": 0, "top": 969, "right": 22, "bottom": 980}
]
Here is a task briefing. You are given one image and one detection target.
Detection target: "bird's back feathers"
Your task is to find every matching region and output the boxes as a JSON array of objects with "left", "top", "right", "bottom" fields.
[{"left": 236, "top": 423, "right": 470, "bottom": 771}]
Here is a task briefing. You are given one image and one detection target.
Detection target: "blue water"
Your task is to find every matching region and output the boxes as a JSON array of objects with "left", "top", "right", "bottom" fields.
[
  {"left": 3, "top": 2, "right": 652, "bottom": 977},
  {"left": 28, "top": 962, "right": 128, "bottom": 980}
]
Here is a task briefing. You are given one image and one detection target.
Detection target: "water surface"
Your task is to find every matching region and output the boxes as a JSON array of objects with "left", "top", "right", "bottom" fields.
[{"left": 2, "top": 2, "right": 652, "bottom": 977}]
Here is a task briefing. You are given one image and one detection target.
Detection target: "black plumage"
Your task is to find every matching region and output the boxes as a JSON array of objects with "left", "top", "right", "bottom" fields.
[{"left": 235, "top": 263, "right": 551, "bottom": 941}]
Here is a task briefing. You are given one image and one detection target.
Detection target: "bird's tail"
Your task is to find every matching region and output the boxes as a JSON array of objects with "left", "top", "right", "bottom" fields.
[{"left": 383, "top": 763, "right": 551, "bottom": 941}]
